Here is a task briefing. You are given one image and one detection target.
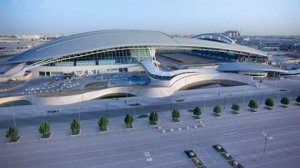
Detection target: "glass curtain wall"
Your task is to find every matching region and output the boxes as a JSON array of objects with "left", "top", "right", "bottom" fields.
[{"left": 43, "top": 48, "right": 151, "bottom": 66}]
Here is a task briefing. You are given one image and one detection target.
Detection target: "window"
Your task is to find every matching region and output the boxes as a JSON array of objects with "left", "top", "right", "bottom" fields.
[{"left": 39, "top": 71, "right": 46, "bottom": 76}]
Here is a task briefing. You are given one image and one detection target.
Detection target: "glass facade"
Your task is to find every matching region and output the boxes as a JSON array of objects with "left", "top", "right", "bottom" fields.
[{"left": 43, "top": 49, "right": 151, "bottom": 67}]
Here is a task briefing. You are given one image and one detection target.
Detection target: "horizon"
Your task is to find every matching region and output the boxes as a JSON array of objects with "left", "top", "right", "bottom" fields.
[{"left": 0, "top": 0, "right": 300, "bottom": 36}]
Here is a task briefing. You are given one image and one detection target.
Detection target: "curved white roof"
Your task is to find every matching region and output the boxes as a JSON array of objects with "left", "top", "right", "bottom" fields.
[
  {"left": 139, "top": 60, "right": 205, "bottom": 78},
  {"left": 217, "top": 62, "right": 288, "bottom": 73},
  {"left": 7, "top": 30, "right": 267, "bottom": 63}
]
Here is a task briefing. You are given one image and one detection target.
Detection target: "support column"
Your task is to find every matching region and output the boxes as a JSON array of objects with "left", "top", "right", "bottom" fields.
[{"left": 148, "top": 48, "right": 158, "bottom": 67}]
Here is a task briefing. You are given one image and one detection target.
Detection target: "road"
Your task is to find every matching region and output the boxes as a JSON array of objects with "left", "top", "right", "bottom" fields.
[{"left": 0, "top": 89, "right": 298, "bottom": 129}]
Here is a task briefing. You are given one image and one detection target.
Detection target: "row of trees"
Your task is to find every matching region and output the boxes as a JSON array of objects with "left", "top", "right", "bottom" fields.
[
  {"left": 150, "top": 95, "right": 289, "bottom": 123},
  {"left": 5, "top": 96, "right": 300, "bottom": 142},
  {"left": 5, "top": 115, "right": 132, "bottom": 142}
]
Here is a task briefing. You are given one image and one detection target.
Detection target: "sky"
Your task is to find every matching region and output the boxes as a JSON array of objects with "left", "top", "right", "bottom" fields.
[{"left": 0, "top": 0, "right": 300, "bottom": 36}]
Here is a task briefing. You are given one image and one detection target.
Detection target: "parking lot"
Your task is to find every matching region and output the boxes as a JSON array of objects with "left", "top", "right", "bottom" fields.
[{"left": 0, "top": 98, "right": 300, "bottom": 168}]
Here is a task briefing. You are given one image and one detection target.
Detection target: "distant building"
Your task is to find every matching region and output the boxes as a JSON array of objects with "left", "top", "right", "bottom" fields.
[{"left": 224, "top": 31, "right": 240, "bottom": 38}]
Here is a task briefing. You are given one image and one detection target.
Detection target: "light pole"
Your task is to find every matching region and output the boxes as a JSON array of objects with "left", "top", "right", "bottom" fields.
[
  {"left": 223, "top": 97, "right": 226, "bottom": 109},
  {"left": 262, "top": 132, "right": 274, "bottom": 153},
  {"left": 106, "top": 102, "right": 108, "bottom": 118},
  {"left": 31, "top": 93, "right": 36, "bottom": 113},
  {"left": 203, "top": 97, "right": 206, "bottom": 109},
  {"left": 260, "top": 93, "right": 263, "bottom": 105},
  {"left": 11, "top": 103, "right": 16, "bottom": 128},
  {"left": 77, "top": 98, "right": 81, "bottom": 122},
  {"left": 133, "top": 103, "right": 136, "bottom": 116},
  {"left": 144, "top": 152, "right": 153, "bottom": 168},
  {"left": 190, "top": 133, "right": 193, "bottom": 149}
]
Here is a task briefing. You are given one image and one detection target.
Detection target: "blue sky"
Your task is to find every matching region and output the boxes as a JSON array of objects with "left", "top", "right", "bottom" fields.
[{"left": 0, "top": 0, "right": 299, "bottom": 35}]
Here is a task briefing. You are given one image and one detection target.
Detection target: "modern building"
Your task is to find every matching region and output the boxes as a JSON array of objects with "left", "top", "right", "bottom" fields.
[
  {"left": 0, "top": 30, "right": 271, "bottom": 82},
  {"left": 0, "top": 30, "right": 298, "bottom": 106}
]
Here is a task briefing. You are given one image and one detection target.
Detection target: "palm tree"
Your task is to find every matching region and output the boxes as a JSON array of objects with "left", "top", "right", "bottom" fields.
[
  {"left": 149, "top": 112, "right": 158, "bottom": 125},
  {"left": 70, "top": 119, "right": 80, "bottom": 135},
  {"left": 39, "top": 121, "right": 51, "bottom": 138},
  {"left": 172, "top": 109, "right": 180, "bottom": 122},
  {"left": 231, "top": 103, "right": 240, "bottom": 114},
  {"left": 98, "top": 116, "right": 109, "bottom": 131},
  {"left": 6, "top": 126, "right": 19, "bottom": 142},
  {"left": 265, "top": 98, "right": 274, "bottom": 110},
  {"left": 193, "top": 106, "right": 201, "bottom": 119},
  {"left": 213, "top": 105, "right": 222, "bottom": 117},
  {"left": 124, "top": 114, "right": 134, "bottom": 128},
  {"left": 296, "top": 96, "right": 300, "bottom": 104},
  {"left": 248, "top": 99, "right": 258, "bottom": 112},
  {"left": 281, "top": 97, "right": 290, "bottom": 107}
]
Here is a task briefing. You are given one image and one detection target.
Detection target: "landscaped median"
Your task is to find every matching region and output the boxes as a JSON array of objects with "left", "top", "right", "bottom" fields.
[
  {"left": 213, "top": 144, "right": 244, "bottom": 168},
  {"left": 184, "top": 150, "right": 206, "bottom": 168}
]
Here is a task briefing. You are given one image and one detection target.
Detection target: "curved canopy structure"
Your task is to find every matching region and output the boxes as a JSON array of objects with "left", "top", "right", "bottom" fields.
[
  {"left": 7, "top": 30, "right": 267, "bottom": 64},
  {"left": 217, "top": 62, "right": 288, "bottom": 73},
  {"left": 193, "top": 33, "right": 235, "bottom": 44},
  {"left": 139, "top": 60, "right": 205, "bottom": 80}
]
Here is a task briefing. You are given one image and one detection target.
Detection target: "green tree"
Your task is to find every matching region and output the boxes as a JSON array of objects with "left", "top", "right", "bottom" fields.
[
  {"left": 193, "top": 106, "right": 202, "bottom": 119},
  {"left": 149, "top": 112, "right": 158, "bottom": 125},
  {"left": 213, "top": 105, "right": 222, "bottom": 116},
  {"left": 39, "top": 121, "right": 51, "bottom": 138},
  {"left": 248, "top": 99, "right": 258, "bottom": 111},
  {"left": 265, "top": 98, "right": 274, "bottom": 109},
  {"left": 124, "top": 114, "right": 134, "bottom": 128},
  {"left": 98, "top": 116, "right": 109, "bottom": 131},
  {"left": 231, "top": 103, "right": 240, "bottom": 113},
  {"left": 6, "top": 126, "right": 19, "bottom": 142},
  {"left": 70, "top": 119, "right": 80, "bottom": 135},
  {"left": 296, "top": 96, "right": 300, "bottom": 104},
  {"left": 172, "top": 109, "right": 180, "bottom": 122},
  {"left": 281, "top": 97, "right": 290, "bottom": 106}
]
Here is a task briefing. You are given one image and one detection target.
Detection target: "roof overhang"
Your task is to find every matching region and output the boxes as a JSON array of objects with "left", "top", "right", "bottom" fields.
[{"left": 6, "top": 30, "right": 268, "bottom": 64}]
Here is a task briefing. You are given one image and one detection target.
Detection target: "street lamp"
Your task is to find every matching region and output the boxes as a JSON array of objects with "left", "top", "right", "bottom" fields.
[
  {"left": 262, "top": 132, "right": 274, "bottom": 153},
  {"left": 223, "top": 97, "right": 226, "bottom": 109},
  {"left": 106, "top": 102, "right": 108, "bottom": 118},
  {"left": 77, "top": 98, "right": 81, "bottom": 122},
  {"left": 260, "top": 93, "right": 263, "bottom": 105},
  {"left": 11, "top": 103, "right": 17, "bottom": 127},
  {"left": 203, "top": 96, "right": 206, "bottom": 109},
  {"left": 31, "top": 93, "right": 36, "bottom": 113},
  {"left": 144, "top": 152, "right": 153, "bottom": 168}
]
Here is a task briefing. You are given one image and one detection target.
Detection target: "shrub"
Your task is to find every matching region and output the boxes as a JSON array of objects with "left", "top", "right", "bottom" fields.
[
  {"left": 98, "top": 116, "right": 109, "bottom": 131},
  {"left": 281, "top": 97, "right": 290, "bottom": 106},
  {"left": 231, "top": 103, "right": 240, "bottom": 113},
  {"left": 248, "top": 99, "right": 258, "bottom": 111},
  {"left": 70, "top": 119, "right": 80, "bottom": 135},
  {"left": 39, "top": 121, "right": 51, "bottom": 138},
  {"left": 265, "top": 98, "right": 274, "bottom": 108},
  {"left": 172, "top": 109, "right": 180, "bottom": 122},
  {"left": 149, "top": 112, "right": 158, "bottom": 125},
  {"left": 124, "top": 114, "right": 134, "bottom": 128},
  {"left": 193, "top": 106, "right": 201, "bottom": 119},
  {"left": 6, "top": 126, "right": 19, "bottom": 142},
  {"left": 213, "top": 105, "right": 221, "bottom": 116}
]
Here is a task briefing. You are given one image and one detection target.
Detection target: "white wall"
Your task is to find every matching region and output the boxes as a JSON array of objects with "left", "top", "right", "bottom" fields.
[{"left": 0, "top": 72, "right": 255, "bottom": 106}]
